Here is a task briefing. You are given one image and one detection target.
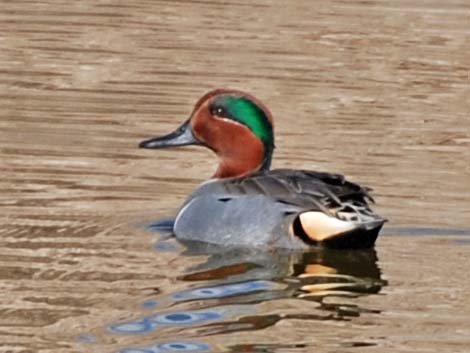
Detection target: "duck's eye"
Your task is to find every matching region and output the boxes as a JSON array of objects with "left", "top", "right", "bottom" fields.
[{"left": 211, "top": 106, "right": 226, "bottom": 117}]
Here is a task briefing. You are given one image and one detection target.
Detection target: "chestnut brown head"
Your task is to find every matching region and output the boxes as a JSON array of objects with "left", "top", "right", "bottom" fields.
[{"left": 139, "top": 89, "right": 275, "bottom": 178}]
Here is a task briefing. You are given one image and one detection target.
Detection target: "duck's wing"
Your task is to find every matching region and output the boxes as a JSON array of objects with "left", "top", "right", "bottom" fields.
[{"left": 217, "top": 169, "right": 375, "bottom": 214}]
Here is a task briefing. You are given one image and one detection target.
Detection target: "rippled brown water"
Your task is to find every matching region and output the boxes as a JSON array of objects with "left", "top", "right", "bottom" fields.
[{"left": 1, "top": 1, "right": 470, "bottom": 352}]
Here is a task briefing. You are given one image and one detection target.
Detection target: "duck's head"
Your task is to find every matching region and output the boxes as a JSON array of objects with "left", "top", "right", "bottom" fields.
[{"left": 139, "top": 89, "right": 275, "bottom": 179}]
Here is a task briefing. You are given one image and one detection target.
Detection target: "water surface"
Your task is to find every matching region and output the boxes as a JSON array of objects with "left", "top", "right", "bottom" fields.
[{"left": 1, "top": 0, "right": 470, "bottom": 352}]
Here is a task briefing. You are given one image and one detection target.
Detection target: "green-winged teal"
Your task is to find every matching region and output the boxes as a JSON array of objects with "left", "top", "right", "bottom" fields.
[{"left": 139, "top": 89, "right": 386, "bottom": 249}]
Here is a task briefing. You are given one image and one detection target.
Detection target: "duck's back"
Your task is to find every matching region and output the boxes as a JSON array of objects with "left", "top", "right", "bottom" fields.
[{"left": 174, "top": 169, "right": 386, "bottom": 249}]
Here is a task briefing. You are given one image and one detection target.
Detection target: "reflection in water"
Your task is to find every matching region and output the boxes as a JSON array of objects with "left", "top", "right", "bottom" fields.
[
  {"left": 109, "top": 310, "right": 220, "bottom": 334},
  {"left": 110, "top": 237, "right": 386, "bottom": 352},
  {"left": 172, "top": 280, "right": 274, "bottom": 301},
  {"left": 118, "top": 341, "right": 211, "bottom": 353},
  {"left": 77, "top": 334, "right": 97, "bottom": 343}
]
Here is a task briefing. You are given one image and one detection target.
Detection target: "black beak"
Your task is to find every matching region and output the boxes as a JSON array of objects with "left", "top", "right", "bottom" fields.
[{"left": 139, "top": 119, "right": 202, "bottom": 149}]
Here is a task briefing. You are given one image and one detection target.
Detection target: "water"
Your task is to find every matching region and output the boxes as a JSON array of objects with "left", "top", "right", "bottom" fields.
[
  {"left": 105, "top": 239, "right": 386, "bottom": 352},
  {"left": 1, "top": 0, "right": 470, "bottom": 352}
]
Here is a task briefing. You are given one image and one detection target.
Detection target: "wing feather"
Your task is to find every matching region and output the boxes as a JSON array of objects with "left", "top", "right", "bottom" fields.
[{"left": 216, "top": 169, "right": 375, "bottom": 213}]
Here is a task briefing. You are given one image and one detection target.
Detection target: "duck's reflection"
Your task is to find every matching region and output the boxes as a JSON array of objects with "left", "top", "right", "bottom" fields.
[
  {"left": 110, "top": 239, "right": 386, "bottom": 352},
  {"left": 179, "top": 241, "right": 386, "bottom": 318},
  {"left": 117, "top": 340, "right": 211, "bottom": 353}
]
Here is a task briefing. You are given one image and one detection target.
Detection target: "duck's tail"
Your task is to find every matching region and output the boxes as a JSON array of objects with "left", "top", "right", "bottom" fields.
[{"left": 292, "top": 206, "right": 386, "bottom": 249}]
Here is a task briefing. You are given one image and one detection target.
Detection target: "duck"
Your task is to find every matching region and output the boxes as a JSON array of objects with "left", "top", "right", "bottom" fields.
[{"left": 139, "top": 89, "right": 386, "bottom": 249}]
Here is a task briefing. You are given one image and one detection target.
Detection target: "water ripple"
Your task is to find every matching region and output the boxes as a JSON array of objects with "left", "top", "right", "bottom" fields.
[
  {"left": 108, "top": 309, "right": 223, "bottom": 334},
  {"left": 107, "top": 239, "right": 386, "bottom": 351},
  {"left": 172, "top": 280, "right": 274, "bottom": 301},
  {"left": 118, "top": 340, "right": 211, "bottom": 353}
]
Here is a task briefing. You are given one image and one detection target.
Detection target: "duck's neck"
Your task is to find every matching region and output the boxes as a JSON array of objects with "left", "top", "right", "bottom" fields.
[{"left": 212, "top": 144, "right": 273, "bottom": 179}]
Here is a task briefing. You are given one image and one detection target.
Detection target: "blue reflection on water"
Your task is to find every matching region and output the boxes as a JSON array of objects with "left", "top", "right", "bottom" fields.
[
  {"left": 154, "top": 241, "right": 179, "bottom": 252},
  {"left": 118, "top": 340, "right": 210, "bottom": 353},
  {"left": 108, "top": 319, "right": 156, "bottom": 334},
  {"left": 77, "top": 334, "right": 97, "bottom": 343},
  {"left": 142, "top": 299, "right": 159, "bottom": 309},
  {"left": 147, "top": 311, "right": 221, "bottom": 325},
  {"left": 172, "top": 280, "right": 272, "bottom": 301},
  {"left": 108, "top": 310, "right": 222, "bottom": 334},
  {"left": 154, "top": 341, "right": 210, "bottom": 352}
]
